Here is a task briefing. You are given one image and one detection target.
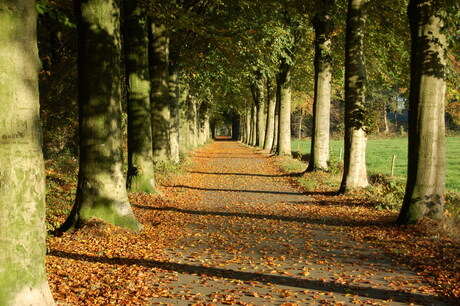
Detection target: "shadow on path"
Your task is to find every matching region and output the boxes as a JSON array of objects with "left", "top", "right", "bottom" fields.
[
  {"left": 133, "top": 204, "right": 394, "bottom": 228},
  {"left": 49, "top": 249, "right": 437, "bottom": 305}
]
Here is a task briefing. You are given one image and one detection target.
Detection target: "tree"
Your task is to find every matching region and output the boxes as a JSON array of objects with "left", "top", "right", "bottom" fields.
[
  {"left": 149, "top": 21, "right": 171, "bottom": 162},
  {"left": 263, "top": 77, "right": 277, "bottom": 150},
  {"left": 58, "top": 0, "right": 141, "bottom": 232},
  {"left": 124, "top": 0, "right": 158, "bottom": 193},
  {"left": 276, "top": 57, "right": 293, "bottom": 156},
  {"left": 397, "top": 0, "right": 452, "bottom": 224},
  {"left": 307, "top": 0, "right": 334, "bottom": 172},
  {"left": 339, "top": 0, "right": 370, "bottom": 193},
  {"left": 169, "top": 61, "right": 181, "bottom": 163},
  {"left": 249, "top": 72, "right": 266, "bottom": 147},
  {"left": 0, "top": 1, "right": 55, "bottom": 303}
]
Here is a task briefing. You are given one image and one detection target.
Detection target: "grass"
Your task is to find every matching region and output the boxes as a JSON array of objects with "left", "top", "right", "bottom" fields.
[{"left": 292, "top": 136, "right": 460, "bottom": 192}]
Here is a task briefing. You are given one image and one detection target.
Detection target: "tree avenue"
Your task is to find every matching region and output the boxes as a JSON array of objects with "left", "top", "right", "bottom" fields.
[{"left": 2, "top": 0, "right": 460, "bottom": 301}]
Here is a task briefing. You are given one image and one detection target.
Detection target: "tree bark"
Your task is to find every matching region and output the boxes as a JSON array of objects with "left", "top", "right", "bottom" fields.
[
  {"left": 59, "top": 0, "right": 142, "bottom": 232},
  {"left": 276, "top": 59, "right": 292, "bottom": 156},
  {"left": 339, "top": 0, "right": 369, "bottom": 193},
  {"left": 245, "top": 103, "right": 252, "bottom": 145},
  {"left": 397, "top": 0, "right": 447, "bottom": 224},
  {"left": 307, "top": 2, "right": 333, "bottom": 172},
  {"left": 149, "top": 21, "right": 171, "bottom": 162},
  {"left": 169, "top": 62, "right": 180, "bottom": 164},
  {"left": 124, "top": 0, "right": 157, "bottom": 193},
  {"left": 250, "top": 102, "right": 258, "bottom": 146},
  {"left": 271, "top": 74, "right": 281, "bottom": 154},
  {"left": 0, "top": 1, "right": 55, "bottom": 304},
  {"left": 253, "top": 74, "right": 266, "bottom": 148},
  {"left": 264, "top": 77, "right": 276, "bottom": 150},
  {"left": 178, "top": 81, "right": 190, "bottom": 153}
]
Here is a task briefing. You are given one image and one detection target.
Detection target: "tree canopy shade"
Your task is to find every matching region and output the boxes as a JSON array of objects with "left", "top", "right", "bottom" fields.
[{"left": 0, "top": 1, "right": 55, "bottom": 304}]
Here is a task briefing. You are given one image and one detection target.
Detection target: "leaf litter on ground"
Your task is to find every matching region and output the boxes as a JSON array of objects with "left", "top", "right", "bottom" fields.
[{"left": 46, "top": 142, "right": 459, "bottom": 305}]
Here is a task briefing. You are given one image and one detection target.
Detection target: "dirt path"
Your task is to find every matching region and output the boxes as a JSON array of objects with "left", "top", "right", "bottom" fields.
[{"left": 147, "top": 141, "right": 446, "bottom": 305}]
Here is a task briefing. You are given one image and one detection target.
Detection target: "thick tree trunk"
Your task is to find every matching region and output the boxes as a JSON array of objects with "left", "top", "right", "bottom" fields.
[
  {"left": 124, "top": 0, "right": 157, "bottom": 193},
  {"left": 0, "top": 2, "right": 55, "bottom": 304},
  {"left": 264, "top": 78, "right": 276, "bottom": 150},
  {"left": 59, "top": 0, "right": 141, "bottom": 232},
  {"left": 149, "top": 22, "right": 171, "bottom": 162},
  {"left": 397, "top": 0, "right": 447, "bottom": 224},
  {"left": 169, "top": 63, "right": 180, "bottom": 164},
  {"left": 276, "top": 59, "right": 292, "bottom": 156},
  {"left": 307, "top": 2, "right": 333, "bottom": 172},
  {"left": 339, "top": 0, "right": 369, "bottom": 193}
]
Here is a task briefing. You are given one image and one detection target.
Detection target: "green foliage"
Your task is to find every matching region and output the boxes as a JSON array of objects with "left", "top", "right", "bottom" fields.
[
  {"left": 366, "top": 173, "right": 405, "bottom": 211},
  {"left": 36, "top": 0, "right": 76, "bottom": 28}
]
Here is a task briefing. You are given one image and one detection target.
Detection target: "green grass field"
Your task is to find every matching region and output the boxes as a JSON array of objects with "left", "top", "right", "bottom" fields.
[{"left": 291, "top": 136, "right": 460, "bottom": 192}]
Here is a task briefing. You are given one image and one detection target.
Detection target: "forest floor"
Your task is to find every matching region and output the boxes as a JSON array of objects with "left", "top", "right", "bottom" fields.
[{"left": 46, "top": 140, "right": 459, "bottom": 305}]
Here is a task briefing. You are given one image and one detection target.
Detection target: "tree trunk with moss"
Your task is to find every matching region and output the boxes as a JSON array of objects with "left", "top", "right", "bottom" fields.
[
  {"left": 307, "top": 1, "right": 334, "bottom": 172},
  {"left": 397, "top": 0, "right": 448, "bottom": 224},
  {"left": 124, "top": 0, "right": 157, "bottom": 193},
  {"left": 339, "top": 0, "right": 369, "bottom": 193},
  {"left": 58, "top": 0, "right": 141, "bottom": 232},
  {"left": 149, "top": 21, "right": 171, "bottom": 162},
  {"left": 0, "top": 2, "right": 55, "bottom": 304},
  {"left": 276, "top": 59, "right": 292, "bottom": 156}
]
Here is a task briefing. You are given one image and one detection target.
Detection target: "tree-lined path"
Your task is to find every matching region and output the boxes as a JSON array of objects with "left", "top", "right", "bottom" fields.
[{"left": 148, "top": 140, "right": 445, "bottom": 305}]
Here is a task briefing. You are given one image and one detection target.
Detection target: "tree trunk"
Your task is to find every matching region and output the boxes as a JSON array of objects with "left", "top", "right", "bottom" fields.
[
  {"left": 276, "top": 59, "right": 292, "bottom": 156},
  {"left": 307, "top": 2, "right": 333, "bottom": 172},
  {"left": 271, "top": 75, "right": 281, "bottom": 154},
  {"left": 124, "top": 0, "right": 157, "bottom": 193},
  {"left": 187, "top": 95, "right": 199, "bottom": 148},
  {"left": 59, "top": 0, "right": 141, "bottom": 232},
  {"left": 339, "top": 0, "right": 369, "bottom": 193},
  {"left": 0, "top": 2, "right": 55, "bottom": 304},
  {"left": 245, "top": 104, "right": 252, "bottom": 145},
  {"left": 149, "top": 21, "right": 171, "bottom": 162},
  {"left": 178, "top": 81, "right": 190, "bottom": 153},
  {"left": 250, "top": 102, "right": 257, "bottom": 146},
  {"left": 383, "top": 103, "right": 389, "bottom": 133},
  {"left": 264, "top": 78, "right": 276, "bottom": 150},
  {"left": 169, "top": 62, "right": 180, "bottom": 164},
  {"left": 397, "top": 0, "right": 447, "bottom": 224},
  {"left": 255, "top": 76, "right": 266, "bottom": 148},
  {"left": 197, "top": 102, "right": 210, "bottom": 146}
]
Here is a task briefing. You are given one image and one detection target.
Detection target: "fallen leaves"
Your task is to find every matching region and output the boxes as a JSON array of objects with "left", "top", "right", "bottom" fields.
[{"left": 45, "top": 142, "right": 459, "bottom": 305}]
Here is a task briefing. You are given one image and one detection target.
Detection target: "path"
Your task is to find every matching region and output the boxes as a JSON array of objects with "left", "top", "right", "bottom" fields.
[{"left": 152, "top": 141, "right": 445, "bottom": 305}]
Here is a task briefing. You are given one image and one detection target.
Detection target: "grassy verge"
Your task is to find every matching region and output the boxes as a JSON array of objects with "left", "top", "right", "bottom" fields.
[{"left": 292, "top": 136, "right": 460, "bottom": 192}]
